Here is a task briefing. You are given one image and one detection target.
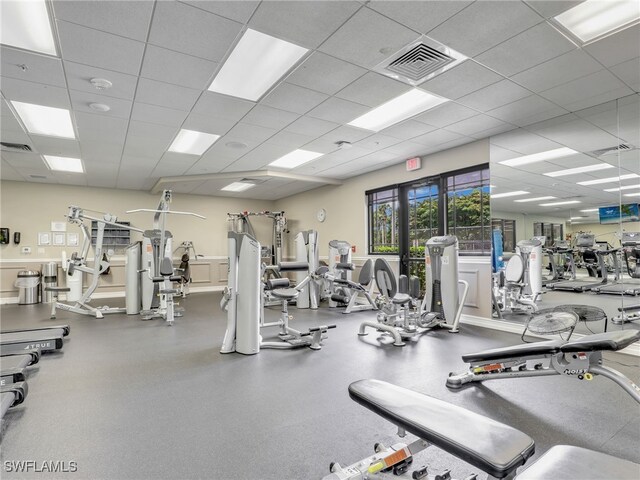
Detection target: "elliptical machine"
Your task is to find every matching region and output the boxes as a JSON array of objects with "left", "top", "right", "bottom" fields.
[{"left": 358, "top": 235, "right": 468, "bottom": 347}]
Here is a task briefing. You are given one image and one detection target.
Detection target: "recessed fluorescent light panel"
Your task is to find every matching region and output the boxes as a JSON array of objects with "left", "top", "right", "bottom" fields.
[
  {"left": 11, "top": 101, "right": 75, "bottom": 138},
  {"left": 580, "top": 208, "right": 600, "bottom": 212},
  {"left": 168, "top": 129, "right": 220, "bottom": 155},
  {"left": 625, "top": 192, "right": 640, "bottom": 197},
  {"left": 544, "top": 163, "right": 614, "bottom": 177},
  {"left": 491, "top": 190, "right": 529, "bottom": 199},
  {"left": 540, "top": 200, "right": 581, "bottom": 206},
  {"left": 221, "top": 182, "right": 255, "bottom": 192},
  {"left": 554, "top": 0, "right": 640, "bottom": 44},
  {"left": 514, "top": 196, "right": 556, "bottom": 202},
  {"left": 268, "top": 149, "right": 323, "bottom": 169},
  {"left": 577, "top": 173, "right": 640, "bottom": 186},
  {"left": 0, "top": 0, "right": 56, "bottom": 55},
  {"left": 208, "top": 28, "right": 308, "bottom": 101},
  {"left": 604, "top": 184, "right": 640, "bottom": 192},
  {"left": 43, "top": 155, "right": 83, "bottom": 173},
  {"left": 348, "top": 89, "right": 448, "bottom": 132},
  {"left": 499, "top": 147, "right": 578, "bottom": 167}
]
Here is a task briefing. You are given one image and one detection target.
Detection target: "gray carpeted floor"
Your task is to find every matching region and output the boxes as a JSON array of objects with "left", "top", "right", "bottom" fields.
[{"left": 1, "top": 293, "right": 638, "bottom": 479}]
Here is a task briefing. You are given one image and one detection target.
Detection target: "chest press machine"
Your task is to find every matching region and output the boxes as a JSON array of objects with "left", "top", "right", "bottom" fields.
[
  {"left": 220, "top": 232, "right": 335, "bottom": 355},
  {"left": 446, "top": 329, "right": 640, "bottom": 404},
  {"left": 324, "top": 379, "right": 640, "bottom": 480}
]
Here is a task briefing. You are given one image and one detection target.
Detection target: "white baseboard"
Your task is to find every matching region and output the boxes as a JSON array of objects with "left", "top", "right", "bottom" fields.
[{"left": 461, "top": 315, "right": 640, "bottom": 357}]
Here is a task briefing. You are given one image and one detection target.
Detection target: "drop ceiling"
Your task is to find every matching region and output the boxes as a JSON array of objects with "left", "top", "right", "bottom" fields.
[{"left": 0, "top": 0, "right": 638, "bottom": 200}]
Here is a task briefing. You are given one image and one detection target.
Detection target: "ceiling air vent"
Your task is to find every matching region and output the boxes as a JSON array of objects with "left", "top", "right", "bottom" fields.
[
  {"left": 592, "top": 144, "right": 634, "bottom": 157},
  {"left": 1, "top": 142, "right": 32, "bottom": 152},
  {"left": 29, "top": 175, "right": 47, "bottom": 179},
  {"left": 374, "top": 35, "right": 466, "bottom": 86},
  {"left": 240, "top": 178, "right": 267, "bottom": 185}
]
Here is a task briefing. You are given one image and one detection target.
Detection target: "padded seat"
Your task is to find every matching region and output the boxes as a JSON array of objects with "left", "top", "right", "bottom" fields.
[
  {"left": 462, "top": 340, "right": 564, "bottom": 363},
  {"left": 392, "top": 293, "right": 411, "bottom": 305},
  {"left": 348, "top": 380, "right": 535, "bottom": 479},
  {"left": 561, "top": 330, "right": 640, "bottom": 353},
  {"left": 515, "top": 445, "right": 640, "bottom": 480},
  {"left": 271, "top": 288, "right": 299, "bottom": 300}
]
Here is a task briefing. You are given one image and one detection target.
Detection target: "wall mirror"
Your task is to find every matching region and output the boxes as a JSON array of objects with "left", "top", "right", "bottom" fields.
[{"left": 489, "top": 93, "right": 639, "bottom": 342}]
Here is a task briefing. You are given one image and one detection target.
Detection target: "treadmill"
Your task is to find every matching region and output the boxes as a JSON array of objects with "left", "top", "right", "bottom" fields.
[
  {"left": 0, "top": 349, "right": 40, "bottom": 387},
  {"left": 593, "top": 233, "right": 640, "bottom": 296},
  {"left": 0, "top": 325, "right": 70, "bottom": 354},
  {"left": 548, "top": 234, "right": 611, "bottom": 292},
  {"left": 542, "top": 241, "right": 576, "bottom": 287},
  {"left": 0, "top": 382, "right": 28, "bottom": 419}
]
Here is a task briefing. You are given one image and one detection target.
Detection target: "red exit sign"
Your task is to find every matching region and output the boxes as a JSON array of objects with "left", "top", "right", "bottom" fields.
[{"left": 406, "top": 156, "right": 421, "bottom": 171}]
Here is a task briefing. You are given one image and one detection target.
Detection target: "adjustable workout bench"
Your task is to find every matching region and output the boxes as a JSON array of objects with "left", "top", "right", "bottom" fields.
[
  {"left": 447, "top": 330, "right": 640, "bottom": 404},
  {"left": 325, "top": 380, "right": 640, "bottom": 479}
]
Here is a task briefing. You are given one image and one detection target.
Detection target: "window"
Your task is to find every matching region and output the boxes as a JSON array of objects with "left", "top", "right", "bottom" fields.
[
  {"left": 367, "top": 187, "right": 399, "bottom": 254},
  {"left": 446, "top": 168, "right": 491, "bottom": 255},
  {"left": 492, "top": 219, "right": 516, "bottom": 252},
  {"left": 533, "top": 222, "right": 564, "bottom": 247}
]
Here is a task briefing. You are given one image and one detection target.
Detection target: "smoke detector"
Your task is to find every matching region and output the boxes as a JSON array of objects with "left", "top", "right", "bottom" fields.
[
  {"left": 89, "top": 103, "right": 111, "bottom": 112},
  {"left": 336, "top": 141, "right": 352, "bottom": 150},
  {"left": 374, "top": 35, "right": 466, "bottom": 86},
  {"left": 90, "top": 78, "right": 112, "bottom": 90}
]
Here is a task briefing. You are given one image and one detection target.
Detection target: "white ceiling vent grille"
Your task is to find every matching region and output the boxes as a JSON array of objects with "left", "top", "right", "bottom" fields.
[
  {"left": 1, "top": 142, "right": 32, "bottom": 152},
  {"left": 592, "top": 144, "right": 634, "bottom": 156},
  {"left": 374, "top": 35, "right": 466, "bottom": 86}
]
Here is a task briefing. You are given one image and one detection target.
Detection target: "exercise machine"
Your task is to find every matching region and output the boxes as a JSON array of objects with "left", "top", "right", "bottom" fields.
[
  {"left": 227, "top": 210, "right": 288, "bottom": 266},
  {"left": 541, "top": 241, "right": 576, "bottom": 286},
  {"left": 1, "top": 382, "right": 28, "bottom": 420},
  {"left": 295, "top": 230, "right": 321, "bottom": 309},
  {"left": 359, "top": 236, "right": 468, "bottom": 347},
  {"left": 326, "top": 240, "right": 377, "bottom": 313},
  {"left": 548, "top": 233, "right": 612, "bottom": 292},
  {"left": 493, "top": 239, "right": 542, "bottom": 315},
  {"left": 592, "top": 232, "right": 640, "bottom": 296},
  {"left": 0, "top": 348, "right": 40, "bottom": 386},
  {"left": 220, "top": 232, "right": 335, "bottom": 354},
  {"left": 0, "top": 325, "right": 70, "bottom": 354},
  {"left": 447, "top": 330, "right": 640, "bottom": 404},
  {"left": 613, "top": 303, "right": 640, "bottom": 324},
  {"left": 173, "top": 241, "right": 201, "bottom": 297},
  {"left": 324, "top": 379, "right": 639, "bottom": 480}
]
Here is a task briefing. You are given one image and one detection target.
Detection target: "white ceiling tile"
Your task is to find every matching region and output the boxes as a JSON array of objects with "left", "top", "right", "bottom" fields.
[
  {"left": 367, "top": 1, "right": 472, "bottom": 34},
  {"left": 408, "top": 128, "right": 465, "bottom": 147},
  {"left": 510, "top": 49, "right": 602, "bottom": 93},
  {"left": 0, "top": 128, "right": 32, "bottom": 146},
  {"left": 584, "top": 24, "right": 640, "bottom": 68},
  {"left": 610, "top": 57, "right": 640, "bottom": 92},
  {"left": 445, "top": 115, "right": 508, "bottom": 136},
  {"left": 428, "top": 1, "right": 543, "bottom": 57},
  {"left": 80, "top": 140, "right": 124, "bottom": 160},
  {"left": 222, "top": 143, "right": 294, "bottom": 172},
  {"left": 319, "top": 7, "right": 420, "bottom": 69},
  {"left": 418, "top": 60, "right": 503, "bottom": 100},
  {"left": 285, "top": 51, "right": 367, "bottom": 96},
  {"left": 413, "top": 102, "right": 479, "bottom": 127},
  {"left": 0, "top": 77, "right": 70, "bottom": 108},
  {"left": 0, "top": 47, "right": 66, "bottom": 88},
  {"left": 0, "top": 162, "right": 24, "bottom": 181},
  {"left": 316, "top": 125, "right": 373, "bottom": 144},
  {"left": 354, "top": 133, "right": 401, "bottom": 151},
  {"left": 523, "top": 1, "right": 584, "bottom": 18},
  {"left": 490, "top": 128, "right": 564, "bottom": 154},
  {"left": 379, "top": 120, "right": 436, "bottom": 140},
  {"left": 180, "top": 1, "right": 260, "bottom": 23},
  {"left": 56, "top": 21, "right": 145, "bottom": 75},
  {"left": 261, "top": 83, "right": 329, "bottom": 115},
  {"left": 487, "top": 95, "right": 568, "bottom": 127},
  {"left": 186, "top": 153, "right": 237, "bottom": 174},
  {"left": 141, "top": 45, "right": 218, "bottom": 90},
  {"left": 383, "top": 140, "right": 429, "bottom": 157},
  {"left": 51, "top": 171, "right": 88, "bottom": 187},
  {"left": 135, "top": 78, "right": 201, "bottom": 111},
  {"left": 457, "top": 80, "right": 532, "bottom": 111},
  {"left": 151, "top": 159, "right": 194, "bottom": 177},
  {"left": 469, "top": 123, "right": 516, "bottom": 139},
  {"left": 300, "top": 138, "right": 342, "bottom": 154},
  {"left": 249, "top": 1, "right": 361, "bottom": 49},
  {"left": 306, "top": 97, "right": 370, "bottom": 124},
  {"left": 52, "top": 0, "right": 154, "bottom": 41},
  {"left": 182, "top": 112, "right": 236, "bottom": 136},
  {"left": 148, "top": 1, "right": 242, "bottom": 62},
  {"left": 266, "top": 130, "right": 315, "bottom": 149},
  {"left": 123, "top": 134, "right": 171, "bottom": 159},
  {"left": 283, "top": 116, "right": 340, "bottom": 137},
  {"left": 127, "top": 121, "right": 179, "bottom": 142},
  {"left": 192, "top": 91, "right": 255, "bottom": 121},
  {"left": 64, "top": 61, "right": 138, "bottom": 101},
  {"left": 116, "top": 176, "right": 155, "bottom": 191},
  {"left": 69, "top": 90, "right": 133, "bottom": 119},
  {"left": 225, "top": 123, "right": 278, "bottom": 143},
  {"left": 75, "top": 112, "right": 129, "bottom": 144},
  {"left": 241, "top": 105, "right": 300, "bottom": 131},
  {"left": 335, "top": 72, "right": 411, "bottom": 107},
  {"left": 539, "top": 70, "right": 633, "bottom": 111},
  {"left": 30, "top": 136, "right": 81, "bottom": 158},
  {"left": 527, "top": 116, "right": 620, "bottom": 152},
  {"left": 131, "top": 102, "right": 189, "bottom": 127},
  {"left": 476, "top": 23, "right": 575, "bottom": 77},
  {"left": 2, "top": 152, "right": 45, "bottom": 169}
]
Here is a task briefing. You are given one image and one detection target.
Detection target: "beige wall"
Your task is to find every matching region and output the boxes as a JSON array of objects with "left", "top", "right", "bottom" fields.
[
  {"left": 567, "top": 221, "right": 639, "bottom": 247},
  {"left": 275, "top": 139, "right": 489, "bottom": 257}
]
